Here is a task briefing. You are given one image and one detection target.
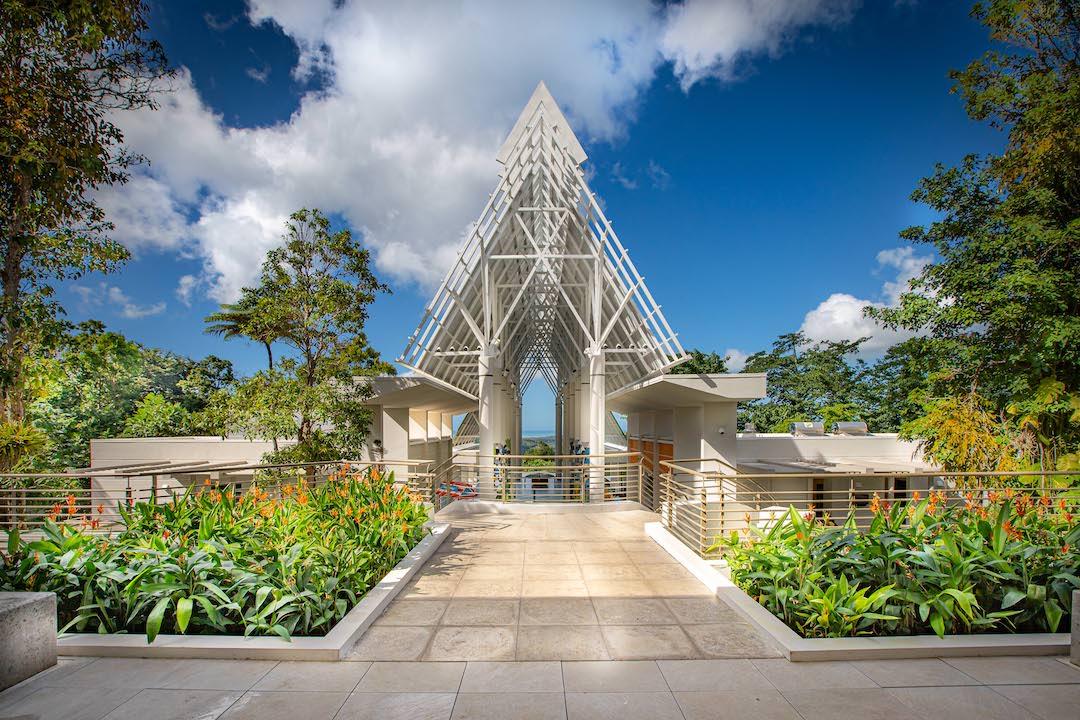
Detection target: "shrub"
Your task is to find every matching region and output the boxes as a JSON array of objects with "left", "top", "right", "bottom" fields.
[
  {"left": 718, "top": 490, "right": 1079, "bottom": 638},
  {"left": 0, "top": 466, "right": 428, "bottom": 641}
]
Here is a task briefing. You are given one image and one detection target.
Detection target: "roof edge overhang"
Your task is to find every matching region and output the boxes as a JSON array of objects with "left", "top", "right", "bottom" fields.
[
  {"left": 607, "top": 373, "right": 767, "bottom": 414},
  {"left": 359, "top": 376, "right": 476, "bottom": 414}
]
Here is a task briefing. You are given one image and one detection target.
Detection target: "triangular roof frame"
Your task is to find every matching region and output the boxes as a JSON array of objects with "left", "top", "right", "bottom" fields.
[{"left": 399, "top": 82, "right": 686, "bottom": 401}]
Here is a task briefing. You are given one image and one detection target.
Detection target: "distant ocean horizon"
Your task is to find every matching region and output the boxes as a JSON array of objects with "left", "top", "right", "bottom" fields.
[{"left": 522, "top": 429, "right": 555, "bottom": 437}]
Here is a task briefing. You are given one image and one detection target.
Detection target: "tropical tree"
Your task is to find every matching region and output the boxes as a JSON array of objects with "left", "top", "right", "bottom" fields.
[
  {"left": 221, "top": 209, "right": 393, "bottom": 460},
  {"left": 0, "top": 0, "right": 169, "bottom": 423},
  {"left": 870, "top": 0, "right": 1080, "bottom": 469},
  {"left": 203, "top": 291, "right": 280, "bottom": 371},
  {"left": 671, "top": 349, "right": 729, "bottom": 374}
]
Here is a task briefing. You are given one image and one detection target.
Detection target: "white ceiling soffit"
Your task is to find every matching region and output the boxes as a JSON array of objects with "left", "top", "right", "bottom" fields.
[{"left": 399, "top": 82, "right": 686, "bottom": 399}]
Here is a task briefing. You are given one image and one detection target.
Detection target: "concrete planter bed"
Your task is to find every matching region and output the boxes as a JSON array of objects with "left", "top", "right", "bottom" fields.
[
  {"left": 55, "top": 522, "right": 449, "bottom": 661},
  {"left": 646, "top": 522, "right": 1071, "bottom": 661}
]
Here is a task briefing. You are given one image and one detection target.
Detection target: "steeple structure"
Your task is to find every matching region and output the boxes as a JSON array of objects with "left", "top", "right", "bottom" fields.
[{"left": 399, "top": 82, "right": 685, "bottom": 496}]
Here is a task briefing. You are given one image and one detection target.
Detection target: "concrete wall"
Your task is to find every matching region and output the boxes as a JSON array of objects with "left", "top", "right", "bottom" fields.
[
  {"left": 89, "top": 437, "right": 285, "bottom": 509},
  {"left": 736, "top": 433, "right": 923, "bottom": 464}
]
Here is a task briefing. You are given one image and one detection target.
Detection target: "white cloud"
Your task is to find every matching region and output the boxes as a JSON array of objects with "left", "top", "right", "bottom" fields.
[
  {"left": 724, "top": 348, "right": 750, "bottom": 372},
  {"left": 661, "top": 0, "right": 857, "bottom": 89},
  {"left": 175, "top": 275, "right": 198, "bottom": 306},
  {"left": 799, "top": 246, "right": 931, "bottom": 354},
  {"left": 104, "top": 0, "right": 860, "bottom": 304},
  {"left": 73, "top": 282, "right": 166, "bottom": 319}
]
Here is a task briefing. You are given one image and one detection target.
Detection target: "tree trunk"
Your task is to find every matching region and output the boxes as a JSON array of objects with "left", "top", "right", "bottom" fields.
[{"left": 264, "top": 342, "right": 278, "bottom": 452}]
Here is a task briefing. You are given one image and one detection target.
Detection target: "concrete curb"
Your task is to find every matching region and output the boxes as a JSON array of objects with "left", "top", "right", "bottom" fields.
[
  {"left": 57, "top": 522, "right": 450, "bottom": 661},
  {"left": 644, "top": 521, "right": 1069, "bottom": 662}
]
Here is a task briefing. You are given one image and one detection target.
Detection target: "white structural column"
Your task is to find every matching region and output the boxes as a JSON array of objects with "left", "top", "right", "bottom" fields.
[
  {"left": 477, "top": 352, "right": 496, "bottom": 497},
  {"left": 588, "top": 351, "right": 606, "bottom": 501},
  {"left": 577, "top": 371, "right": 591, "bottom": 450},
  {"left": 554, "top": 397, "right": 564, "bottom": 456}
]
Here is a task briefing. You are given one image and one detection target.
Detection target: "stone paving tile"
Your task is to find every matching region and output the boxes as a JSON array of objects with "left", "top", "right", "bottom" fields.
[
  {"left": 402, "top": 577, "right": 461, "bottom": 599},
  {"left": 523, "top": 563, "right": 583, "bottom": 580},
  {"left": 664, "top": 597, "right": 743, "bottom": 624},
  {"left": 374, "top": 599, "right": 449, "bottom": 626},
  {"left": 942, "top": 656, "right": 1080, "bottom": 685},
  {"left": 442, "top": 599, "right": 519, "bottom": 626},
  {"left": 585, "top": 579, "right": 656, "bottom": 598},
  {"left": 522, "top": 579, "right": 590, "bottom": 598},
  {"left": 648, "top": 579, "right": 714, "bottom": 597},
  {"left": 562, "top": 660, "right": 668, "bottom": 692},
  {"left": 461, "top": 564, "right": 524, "bottom": 581},
  {"left": 45, "top": 657, "right": 185, "bottom": 688},
  {"left": 991, "top": 683, "right": 1080, "bottom": 719},
  {"left": 634, "top": 563, "right": 695, "bottom": 580},
  {"left": 783, "top": 688, "right": 920, "bottom": 720},
  {"left": 674, "top": 689, "right": 801, "bottom": 720},
  {"left": 601, "top": 624, "right": 700, "bottom": 660},
  {"left": 355, "top": 662, "right": 465, "bottom": 693},
  {"left": 525, "top": 551, "right": 579, "bottom": 565},
  {"left": 252, "top": 661, "right": 370, "bottom": 692},
  {"left": 218, "top": 690, "right": 348, "bottom": 720},
  {"left": 592, "top": 597, "right": 678, "bottom": 626},
  {"left": 451, "top": 692, "right": 567, "bottom": 720},
  {"left": 425, "top": 626, "right": 517, "bottom": 661},
  {"left": 657, "top": 659, "right": 774, "bottom": 692},
  {"left": 519, "top": 598, "right": 598, "bottom": 626},
  {"left": 0, "top": 685, "right": 140, "bottom": 720},
  {"left": 682, "top": 623, "right": 782, "bottom": 659},
  {"left": 336, "top": 692, "right": 456, "bottom": 720},
  {"left": 580, "top": 564, "right": 643, "bottom": 580},
  {"left": 346, "top": 625, "right": 435, "bottom": 661},
  {"left": 454, "top": 579, "right": 522, "bottom": 598},
  {"left": 565, "top": 691, "right": 684, "bottom": 720},
  {"left": 458, "top": 661, "right": 564, "bottom": 693},
  {"left": 99, "top": 688, "right": 242, "bottom": 720},
  {"left": 887, "top": 685, "right": 1040, "bottom": 720},
  {"left": 850, "top": 658, "right": 981, "bottom": 687},
  {"left": 752, "top": 659, "right": 878, "bottom": 690},
  {"left": 152, "top": 658, "right": 278, "bottom": 691},
  {"left": 516, "top": 626, "right": 611, "bottom": 661}
]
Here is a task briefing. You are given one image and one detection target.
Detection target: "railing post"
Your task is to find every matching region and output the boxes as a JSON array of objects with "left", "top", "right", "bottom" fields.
[
  {"left": 699, "top": 479, "right": 707, "bottom": 557},
  {"left": 151, "top": 475, "right": 159, "bottom": 506}
]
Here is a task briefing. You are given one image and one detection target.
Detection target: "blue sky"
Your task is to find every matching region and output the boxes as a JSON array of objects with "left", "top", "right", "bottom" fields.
[{"left": 61, "top": 1, "right": 1003, "bottom": 432}]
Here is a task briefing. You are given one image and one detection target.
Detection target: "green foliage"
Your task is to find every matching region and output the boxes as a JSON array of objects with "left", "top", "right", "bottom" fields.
[
  {"left": 870, "top": 1, "right": 1080, "bottom": 466},
  {"left": 26, "top": 323, "right": 233, "bottom": 468},
  {"left": 524, "top": 441, "right": 555, "bottom": 467},
  {"left": 720, "top": 493, "right": 1080, "bottom": 638},
  {"left": 1, "top": 0, "right": 169, "bottom": 423},
  {"left": 0, "top": 467, "right": 428, "bottom": 641},
  {"left": 900, "top": 394, "right": 1017, "bottom": 472},
  {"left": 211, "top": 209, "right": 393, "bottom": 461},
  {"left": 671, "top": 349, "right": 729, "bottom": 374},
  {"left": 0, "top": 421, "right": 45, "bottom": 472},
  {"left": 122, "top": 393, "right": 192, "bottom": 438}
]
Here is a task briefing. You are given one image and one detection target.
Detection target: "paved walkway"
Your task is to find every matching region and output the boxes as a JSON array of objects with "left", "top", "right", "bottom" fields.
[
  {"left": 3, "top": 507, "right": 1079, "bottom": 719},
  {"left": 347, "top": 508, "right": 780, "bottom": 661}
]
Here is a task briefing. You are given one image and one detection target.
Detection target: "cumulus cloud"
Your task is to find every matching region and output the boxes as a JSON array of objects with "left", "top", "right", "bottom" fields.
[
  {"left": 175, "top": 275, "right": 198, "bottom": 306},
  {"left": 73, "top": 283, "right": 167, "bottom": 319},
  {"left": 661, "top": 0, "right": 858, "bottom": 89},
  {"left": 104, "top": 0, "right": 861, "bottom": 305},
  {"left": 799, "top": 246, "right": 931, "bottom": 354},
  {"left": 724, "top": 348, "right": 750, "bottom": 372}
]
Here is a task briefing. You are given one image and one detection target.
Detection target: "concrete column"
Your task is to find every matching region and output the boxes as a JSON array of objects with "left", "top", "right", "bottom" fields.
[
  {"left": 702, "top": 402, "right": 738, "bottom": 471},
  {"left": 382, "top": 407, "right": 410, "bottom": 480},
  {"left": 478, "top": 352, "right": 496, "bottom": 497},
  {"left": 588, "top": 352, "right": 605, "bottom": 501},
  {"left": 512, "top": 399, "right": 522, "bottom": 455},
  {"left": 673, "top": 406, "right": 704, "bottom": 471},
  {"left": 578, "top": 371, "right": 591, "bottom": 450},
  {"left": 554, "top": 396, "right": 564, "bottom": 456}
]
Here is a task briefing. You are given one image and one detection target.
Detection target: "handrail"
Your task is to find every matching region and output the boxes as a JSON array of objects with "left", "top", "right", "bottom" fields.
[{"left": 657, "top": 460, "right": 1076, "bottom": 482}]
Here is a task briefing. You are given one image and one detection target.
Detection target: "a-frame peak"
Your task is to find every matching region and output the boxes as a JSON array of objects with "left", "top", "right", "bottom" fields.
[{"left": 496, "top": 81, "right": 587, "bottom": 166}]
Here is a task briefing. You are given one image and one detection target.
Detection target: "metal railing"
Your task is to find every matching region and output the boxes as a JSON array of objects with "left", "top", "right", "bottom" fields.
[
  {"left": 657, "top": 459, "right": 1080, "bottom": 558},
  {"left": 0, "top": 459, "right": 434, "bottom": 533},
  {"left": 433, "top": 452, "right": 646, "bottom": 509}
]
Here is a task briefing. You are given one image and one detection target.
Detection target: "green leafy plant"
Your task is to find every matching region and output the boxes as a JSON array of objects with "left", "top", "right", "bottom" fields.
[
  {"left": 718, "top": 492, "right": 1079, "bottom": 638},
  {"left": 0, "top": 466, "right": 428, "bottom": 642}
]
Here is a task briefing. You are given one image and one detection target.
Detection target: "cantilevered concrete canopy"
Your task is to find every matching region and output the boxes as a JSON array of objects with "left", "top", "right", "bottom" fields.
[
  {"left": 360, "top": 376, "right": 476, "bottom": 415},
  {"left": 398, "top": 82, "right": 687, "bottom": 482},
  {"left": 607, "top": 374, "right": 767, "bottom": 414}
]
